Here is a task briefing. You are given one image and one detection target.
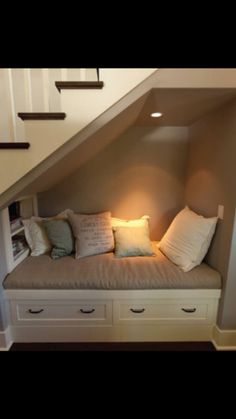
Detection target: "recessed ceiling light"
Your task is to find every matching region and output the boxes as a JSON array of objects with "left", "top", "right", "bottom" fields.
[{"left": 151, "top": 112, "right": 163, "bottom": 118}]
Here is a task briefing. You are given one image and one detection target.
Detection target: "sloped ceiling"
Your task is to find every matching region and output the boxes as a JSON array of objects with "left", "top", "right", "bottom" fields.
[
  {"left": 135, "top": 88, "right": 236, "bottom": 126},
  {"left": 1, "top": 85, "right": 236, "bottom": 209},
  {"left": 10, "top": 92, "right": 150, "bottom": 199},
  {"left": 21, "top": 87, "right": 236, "bottom": 197}
]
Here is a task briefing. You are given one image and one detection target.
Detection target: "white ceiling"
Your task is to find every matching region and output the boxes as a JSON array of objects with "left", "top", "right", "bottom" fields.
[{"left": 135, "top": 88, "right": 236, "bottom": 126}]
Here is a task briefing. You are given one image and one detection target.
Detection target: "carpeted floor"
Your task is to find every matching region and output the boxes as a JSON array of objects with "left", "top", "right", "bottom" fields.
[{"left": 10, "top": 341, "right": 216, "bottom": 351}]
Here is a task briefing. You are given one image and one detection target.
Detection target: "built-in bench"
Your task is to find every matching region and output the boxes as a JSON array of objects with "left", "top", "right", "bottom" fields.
[{"left": 3, "top": 243, "right": 221, "bottom": 343}]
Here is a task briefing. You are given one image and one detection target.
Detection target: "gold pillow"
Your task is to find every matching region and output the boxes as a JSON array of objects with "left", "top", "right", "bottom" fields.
[{"left": 111, "top": 215, "right": 150, "bottom": 228}]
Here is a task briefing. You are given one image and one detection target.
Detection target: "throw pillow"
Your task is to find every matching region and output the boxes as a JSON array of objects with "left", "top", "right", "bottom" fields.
[
  {"left": 113, "top": 225, "right": 154, "bottom": 258},
  {"left": 111, "top": 215, "right": 150, "bottom": 228},
  {"left": 158, "top": 206, "right": 218, "bottom": 272},
  {"left": 22, "top": 219, "right": 51, "bottom": 256},
  {"left": 42, "top": 219, "right": 75, "bottom": 259},
  {"left": 23, "top": 209, "right": 74, "bottom": 256},
  {"left": 31, "top": 208, "right": 74, "bottom": 223},
  {"left": 68, "top": 212, "right": 114, "bottom": 259}
]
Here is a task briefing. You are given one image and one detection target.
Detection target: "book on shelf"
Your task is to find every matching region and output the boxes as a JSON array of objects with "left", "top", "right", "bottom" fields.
[
  {"left": 13, "top": 247, "right": 28, "bottom": 259},
  {"left": 10, "top": 217, "right": 23, "bottom": 232},
  {"left": 12, "top": 235, "right": 28, "bottom": 256}
]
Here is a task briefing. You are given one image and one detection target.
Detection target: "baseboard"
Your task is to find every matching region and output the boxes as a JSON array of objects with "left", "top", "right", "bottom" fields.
[
  {"left": 0, "top": 327, "right": 13, "bottom": 351},
  {"left": 212, "top": 325, "right": 236, "bottom": 350},
  {"left": 10, "top": 323, "right": 213, "bottom": 343},
  {"left": 8, "top": 324, "right": 236, "bottom": 349}
]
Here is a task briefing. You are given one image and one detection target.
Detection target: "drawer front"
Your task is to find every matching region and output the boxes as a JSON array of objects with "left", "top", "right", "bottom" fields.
[
  {"left": 114, "top": 299, "right": 213, "bottom": 325},
  {"left": 11, "top": 300, "right": 113, "bottom": 326}
]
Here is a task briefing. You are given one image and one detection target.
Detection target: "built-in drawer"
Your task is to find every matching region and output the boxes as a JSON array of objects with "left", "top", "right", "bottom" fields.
[
  {"left": 113, "top": 299, "right": 214, "bottom": 325},
  {"left": 11, "top": 300, "right": 113, "bottom": 326}
]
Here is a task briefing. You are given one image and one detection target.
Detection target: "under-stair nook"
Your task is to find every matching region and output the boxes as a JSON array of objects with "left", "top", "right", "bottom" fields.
[{"left": 1, "top": 69, "right": 236, "bottom": 350}]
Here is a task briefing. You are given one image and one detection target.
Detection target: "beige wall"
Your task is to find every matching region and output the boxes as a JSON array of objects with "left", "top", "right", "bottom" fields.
[
  {"left": 185, "top": 98, "right": 236, "bottom": 329},
  {"left": 38, "top": 126, "right": 189, "bottom": 240}
]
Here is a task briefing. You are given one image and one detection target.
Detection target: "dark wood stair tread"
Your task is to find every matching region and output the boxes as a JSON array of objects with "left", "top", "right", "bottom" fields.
[
  {"left": 55, "top": 81, "right": 104, "bottom": 92},
  {"left": 18, "top": 113, "right": 66, "bottom": 120},
  {"left": 0, "top": 142, "right": 30, "bottom": 149}
]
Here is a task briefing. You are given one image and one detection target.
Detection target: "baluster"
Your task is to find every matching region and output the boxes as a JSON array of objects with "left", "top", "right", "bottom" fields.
[
  {"left": 11, "top": 69, "right": 26, "bottom": 142},
  {"left": 30, "top": 69, "right": 44, "bottom": 112},
  {"left": 23, "top": 69, "right": 33, "bottom": 112},
  {"left": 49, "top": 69, "right": 61, "bottom": 111},
  {"left": 0, "top": 69, "right": 10, "bottom": 141},
  {"left": 42, "top": 68, "right": 50, "bottom": 112},
  {"left": 5, "top": 69, "right": 17, "bottom": 142},
  {"left": 80, "top": 68, "right": 86, "bottom": 81},
  {"left": 61, "top": 68, "right": 68, "bottom": 81}
]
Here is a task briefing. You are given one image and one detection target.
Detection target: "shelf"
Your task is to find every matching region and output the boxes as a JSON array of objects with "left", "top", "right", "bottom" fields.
[
  {"left": 13, "top": 247, "right": 30, "bottom": 263},
  {"left": 1, "top": 195, "right": 37, "bottom": 273},
  {"left": 11, "top": 226, "right": 24, "bottom": 237}
]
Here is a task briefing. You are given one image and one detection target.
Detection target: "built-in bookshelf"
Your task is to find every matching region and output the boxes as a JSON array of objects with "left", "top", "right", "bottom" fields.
[{"left": 1, "top": 195, "right": 37, "bottom": 273}]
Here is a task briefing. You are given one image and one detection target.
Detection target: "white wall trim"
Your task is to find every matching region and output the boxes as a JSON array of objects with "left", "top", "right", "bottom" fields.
[
  {"left": 212, "top": 325, "right": 236, "bottom": 350},
  {"left": 0, "top": 327, "right": 13, "bottom": 351},
  {"left": 7, "top": 324, "right": 236, "bottom": 349},
  {"left": 10, "top": 324, "right": 214, "bottom": 343}
]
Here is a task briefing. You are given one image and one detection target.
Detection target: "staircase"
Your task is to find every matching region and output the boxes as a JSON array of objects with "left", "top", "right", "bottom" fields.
[
  {"left": 0, "top": 68, "right": 101, "bottom": 148},
  {"left": 0, "top": 68, "right": 158, "bottom": 203}
]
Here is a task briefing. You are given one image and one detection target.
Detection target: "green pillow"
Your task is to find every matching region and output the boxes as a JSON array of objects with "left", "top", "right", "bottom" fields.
[
  {"left": 42, "top": 219, "right": 75, "bottom": 259},
  {"left": 113, "top": 225, "right": 154, "bottom": 258}
]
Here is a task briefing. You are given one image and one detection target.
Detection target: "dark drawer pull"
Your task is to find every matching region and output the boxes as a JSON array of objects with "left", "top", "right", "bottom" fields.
[
  {"left": 80, "top": 308, "right": 95, "bottom": 314},
  {"left": 181, "top": 308, "right": 196, "bottom": 313},
  {"left": 28, "top": 309, "right": 44, "bottom": 314},
  {"left": 130, "top": 308, "right": 145, "bottom": 314}
]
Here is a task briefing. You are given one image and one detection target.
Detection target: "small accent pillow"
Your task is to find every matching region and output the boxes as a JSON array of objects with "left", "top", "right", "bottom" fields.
[
  {"left": 113, "top": 225, "right": 154, "bottom": 258},
  {"left": 42, "top": 219, "right": 75, "bottom": 259},
  {"left": 23, "top": 209, "right": 74, "bottom": 256},
  {"left": 68, "top": 212, "right": 114, "bottom": 259},
  {"left": 158, "top": 206, "right": 218, "bottom": 272}
]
